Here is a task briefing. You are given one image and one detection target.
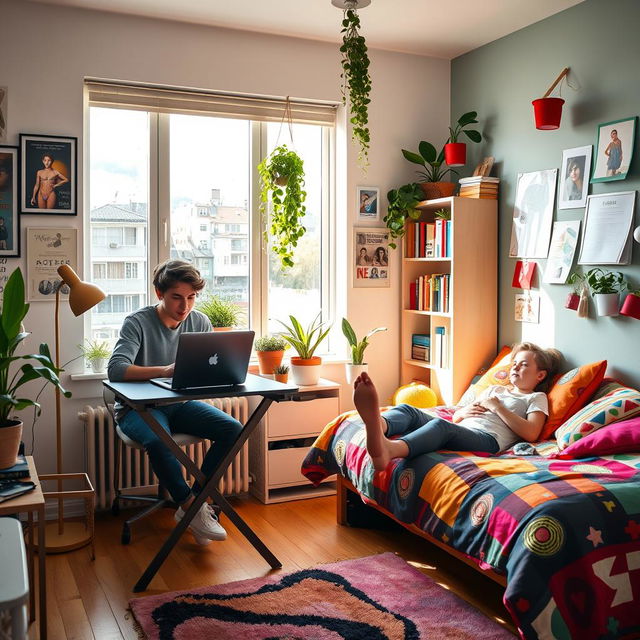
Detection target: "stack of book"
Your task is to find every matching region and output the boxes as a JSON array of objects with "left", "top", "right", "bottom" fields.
[
  {"left": 458, "top": 176, "right": 500, "bottom": 199},
  {"left": 408, "top": 273, "right": 450, "bottom": 312},
  {"left": 0, "top": 454, "right": 29, "bottom": 480},
  {"left": 412, "top": 334, "right": 430, "bottom": 362},
  {"left": 405, "top": 219, "right": 451, "bottom": 258}
]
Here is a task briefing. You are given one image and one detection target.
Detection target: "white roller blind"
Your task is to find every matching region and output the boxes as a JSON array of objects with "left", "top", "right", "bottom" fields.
[{"left": 85, "top": 79, "right": 337, "bottom": 126}]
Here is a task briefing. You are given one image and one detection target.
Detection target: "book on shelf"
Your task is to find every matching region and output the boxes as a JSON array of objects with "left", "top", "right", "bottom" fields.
[
  {"left": 459, "top": 176, "right": 500, "bottom": 184},
  {"left": 412, "top": 333, "right": 430, "bottom": 346},
  {"left": 434, "top": 326, "right": 449, "bottom": 369},
  {"left": 0, "top": 454, "right": 29, "bottom": 479},
  {"left": 411, "top": 345, "right": 430, "bottom": 362}
]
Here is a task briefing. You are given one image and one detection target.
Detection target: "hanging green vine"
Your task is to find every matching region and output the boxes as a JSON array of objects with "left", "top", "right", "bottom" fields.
[
  {"left": 258, "top": 144, "right": 307, "bottom": 269},
  {"left": 340, "top": 7, "right": 372, "bottom": 170}
]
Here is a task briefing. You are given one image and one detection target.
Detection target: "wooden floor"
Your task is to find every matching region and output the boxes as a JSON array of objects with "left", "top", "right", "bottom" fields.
[{"left": 31, "top": 494, "right": 516, "bottom": 639}]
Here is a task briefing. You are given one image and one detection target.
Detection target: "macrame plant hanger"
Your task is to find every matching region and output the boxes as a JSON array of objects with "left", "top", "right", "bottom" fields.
[{"left": 276, "top": 96, "right": 295, "bottom": 148}]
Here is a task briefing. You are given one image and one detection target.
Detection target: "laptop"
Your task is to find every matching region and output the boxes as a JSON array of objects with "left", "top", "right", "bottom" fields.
[{"left": 151, "top": 330, "right": 255, "bottom": 392}]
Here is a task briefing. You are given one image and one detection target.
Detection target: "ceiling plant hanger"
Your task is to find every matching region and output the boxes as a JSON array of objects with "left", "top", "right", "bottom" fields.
[
  {"left": 257, "top": 96, "right": 308, "bottom": 269},
  {"left": 333, "top": 0, "right": 372, "bottom": 171}
]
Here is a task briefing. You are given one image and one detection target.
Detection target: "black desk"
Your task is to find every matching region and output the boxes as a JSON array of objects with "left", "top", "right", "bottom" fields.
[{"left": 103, "top": 374, "right": 299, "bottom": 592}]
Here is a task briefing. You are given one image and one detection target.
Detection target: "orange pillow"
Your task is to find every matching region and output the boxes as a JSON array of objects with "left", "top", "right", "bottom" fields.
[{"left": 542, "top": 360, "right": 607, "bottom": 440}]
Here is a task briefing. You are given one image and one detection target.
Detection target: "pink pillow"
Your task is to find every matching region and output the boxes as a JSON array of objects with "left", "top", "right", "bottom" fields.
[{"left": 551, "top": 416, "right": 640, "bottom": 459}]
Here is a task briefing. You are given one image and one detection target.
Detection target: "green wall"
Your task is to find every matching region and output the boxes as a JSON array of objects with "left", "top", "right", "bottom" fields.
[{"left": 451, "top": 0, "right": 640, "bottom": 388}]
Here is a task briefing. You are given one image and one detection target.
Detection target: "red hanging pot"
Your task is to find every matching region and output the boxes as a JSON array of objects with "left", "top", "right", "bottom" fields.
[
  {"left": 532, "top": 97, "right": 565, "bottom": 130},
  {"left": 565, "top": 293, "right": 580, "bottom": 310},
  {"left": 620, "top": 294, "right": 640, "bottom": 320},
  {"left": 444, "top": 143, "right": 466, "bottom": 167}
]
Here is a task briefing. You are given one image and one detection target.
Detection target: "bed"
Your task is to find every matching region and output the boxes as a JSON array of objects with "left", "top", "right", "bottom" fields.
[{"left": 301, "top": 367, "right": 640, "bottom": 640}]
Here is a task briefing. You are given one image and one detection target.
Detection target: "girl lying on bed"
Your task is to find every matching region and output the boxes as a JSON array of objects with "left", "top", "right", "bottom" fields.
[{"left": 354, "top": 342, "right": 562, "bottom": 471}]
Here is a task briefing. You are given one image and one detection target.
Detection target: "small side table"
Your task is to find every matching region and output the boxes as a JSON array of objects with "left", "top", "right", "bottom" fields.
[{"left": 0, "top": 457, "right": 46, "bottom": 639}]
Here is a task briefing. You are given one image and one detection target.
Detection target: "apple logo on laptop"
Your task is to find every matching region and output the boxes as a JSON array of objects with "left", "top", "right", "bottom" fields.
[{"left": 209, "top": 353, "right": 218, "bottom": 366}]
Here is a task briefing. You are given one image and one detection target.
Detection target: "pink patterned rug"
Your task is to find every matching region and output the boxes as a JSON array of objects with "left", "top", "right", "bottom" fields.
[{"left": 129, "top": 552, "right": 514, "bottom": 639}]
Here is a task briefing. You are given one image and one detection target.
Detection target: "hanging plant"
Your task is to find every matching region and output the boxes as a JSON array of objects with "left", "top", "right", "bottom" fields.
[
  {"left": 258, "top": 144, "right": 307, "bottom": 269},
  {"left": 340, "top": 6, "right": 372, "bottom": 170}
]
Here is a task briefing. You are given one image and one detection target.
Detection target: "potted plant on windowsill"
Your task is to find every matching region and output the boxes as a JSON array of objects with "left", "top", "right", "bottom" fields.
[
  {"left": 384, "top": 182, "right": 424, "bottom": 250},
  {"left": 276, "top": 313, "right": 332, "bottom": 386},
  {"left": 273, "top": 364, "right": 290, "bottom": 384},
  {"left": 79, "top": 339, "right": 111, "bottom": 374},
  {"left": 620, "top": 288, "right": 640, "bottom": 320},
  {"left": 254, "top": 334, "right": 288, "bottom": 376},
  {"left": 444, "top": 111, "right": 482, "bottom": 167},
  {"left": 258, "top": 144, "right": 307, "bottom": 269},
  {"left": 341, "top": 318, "right": 386, "bottom": 383},
  {"left": 401, "top": 141, "right": 458, "bottom": 200},
  {"left": 196, "top": 294, "right": 244, "bottom": 330},
  {"left": 0, "top": 268, "right": 70, "bottom": 469},
  {"left": 585, "top": 268, "right": 627, "bottom": 317}
]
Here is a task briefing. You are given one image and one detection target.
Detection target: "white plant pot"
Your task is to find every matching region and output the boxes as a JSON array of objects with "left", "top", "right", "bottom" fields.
[
  {"left": 291, "top": 363, "right": 321, "bottom": 386},
  {"left": 90, "top": 357, "right": 106, "bottom": 374},
  {"left": 345, "top": 363, "right": 368, "bottom": 384},
  {"left": 594, "top": 293, "right": 620, "bottom": 317}
]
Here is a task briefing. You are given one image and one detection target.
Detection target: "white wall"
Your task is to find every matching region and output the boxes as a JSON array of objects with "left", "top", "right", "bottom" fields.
[{"left": 0, "top": 0, "right": 449, "bottom": 477}]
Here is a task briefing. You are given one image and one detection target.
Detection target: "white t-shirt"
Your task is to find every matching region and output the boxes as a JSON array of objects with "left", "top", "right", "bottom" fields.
[{"left": 460, "top": 385, "right": 549, "bottom": 452}]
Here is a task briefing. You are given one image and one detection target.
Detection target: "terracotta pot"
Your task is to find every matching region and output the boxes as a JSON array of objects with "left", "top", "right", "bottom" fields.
[
  {"left": 0, "top": 420, "right": 23, "bottom": 469},
  {"left": 444, "top": 143, "right": 466, "bottom": 167},
  {"left": 213, "top": 327, "right": 233, "bottom": 332},
  {"left": 620, "top": 294, "right": 640, "bottom": 320},
  {"left": 565, "top": 293, "right": 580, "bottom": 310},
  {"left": 275, "top": 175, "right": 289, "bottom": 186},
  {"left": 290, "top": 356, "right": 322, "bottom": 386},
  {"left": 419, "top": 181, "right": 456, "bottom": 200},
  {"left": 594, "top": 293, "right": 619, "bottom": 317},
  {"left": 532, "top": 97, "right": 565, "bottom": 130},
  {"left": 256, "top": 350, "right": 285, "bottom": 375},
  {"left": 274, "top": 373, "right": 289, "bottom": 384}
]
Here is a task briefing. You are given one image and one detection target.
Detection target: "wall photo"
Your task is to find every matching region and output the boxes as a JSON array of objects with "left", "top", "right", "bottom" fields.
[
  {"left": 591, "top": 117, "right": 636, "bottom": 183},
  {"left": 354, "top": 228, "right": 390, "bottom": 288},
  {"left": 356, "top": 186, "right": 380, "bottom": 222},
  {"left": 558, "top": 145, "right": 591, "bottom": 209},
  {"left": 0, "top": 146, "right": 19, "bottom": 257},
  {"left": 20, "top": 133, "right": 77, "bottom": 215}
]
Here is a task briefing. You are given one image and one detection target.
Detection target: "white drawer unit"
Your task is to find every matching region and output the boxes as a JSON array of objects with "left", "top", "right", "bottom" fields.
[{"left": 249, "top": 378, "right": 340, "bottom": 503}]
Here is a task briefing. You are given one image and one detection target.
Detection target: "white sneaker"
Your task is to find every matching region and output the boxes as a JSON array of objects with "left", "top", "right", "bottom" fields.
[{"left": 175, "top": 502, "right": 227, "bottom": 544}]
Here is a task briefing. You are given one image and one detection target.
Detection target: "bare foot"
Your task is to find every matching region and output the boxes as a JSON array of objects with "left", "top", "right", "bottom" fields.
[{"left": 353, "top": 372, "right": 391, "bottom": 471}]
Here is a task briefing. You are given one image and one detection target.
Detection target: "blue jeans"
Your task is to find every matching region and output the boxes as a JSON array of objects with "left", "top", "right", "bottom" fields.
[
  {"left": 118, "top": 400, "right": 243, "bottom": 504},
  {"left": 382, "top": 404, "right": 499, "bottom": 457}
]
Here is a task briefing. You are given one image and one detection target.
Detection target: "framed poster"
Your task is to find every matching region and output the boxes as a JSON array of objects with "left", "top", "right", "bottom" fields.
[
  {"left": 356, "top": 186, "right": 380, "bottom": 222},
  {"left": 543, "top": 220, "right": 580, "bottom": 284},
  {"left": 515, "top": 292, "right": 539, "bottom": 323},
  {"left": 26, "top": 227, "right": 78, "bottom": 301},
  {"left": 20, "top": 133, "right": 77, "bottom": 215},
  {"left": 0, "top": 146, "right": 19, "bottom": 257},
  {"left": 508, "top": 169, "right": 557, "bottom": 258},
  {"left": 558, "top": 145, "right": 591, "bottom": 209},
  {"left": 354, "top": 227, "right": 390, "bottom": 288},
  {"left": 591, "top": 117, "right": 636, "bottom": 183}
]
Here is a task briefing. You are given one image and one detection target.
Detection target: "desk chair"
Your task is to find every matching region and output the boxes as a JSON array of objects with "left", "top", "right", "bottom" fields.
[{"left": 103, "top": 388, "right": 206, "bottom": 544}]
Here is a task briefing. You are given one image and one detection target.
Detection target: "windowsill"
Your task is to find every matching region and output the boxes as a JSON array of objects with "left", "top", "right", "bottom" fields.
[{"left": 69, "top": 355, "right": 350, "bottom": 383}]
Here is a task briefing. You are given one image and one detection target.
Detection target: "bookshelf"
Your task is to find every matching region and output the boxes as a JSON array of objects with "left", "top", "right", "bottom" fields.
[{"left": 401, "top": 196, "right": 497, "bottom": 405}]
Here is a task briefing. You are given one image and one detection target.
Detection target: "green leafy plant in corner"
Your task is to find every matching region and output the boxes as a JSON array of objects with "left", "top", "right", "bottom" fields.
[
  {"left": 341, "top": 318, "right": 386, "bottom": 365},
  {"left": 402, "top": 142, "right": 458, "bottom": 183},
  {"left": 448, "top": 111, "right": 482, "bottom": 144},
  {"left": 78, "top": 339, "right": 111, "bottom": 364},
  {"left": 276, "top": 313, "right": 332, "bottom": 360},
  {"left": 0, "top": 267, "right": 70, "bottom": 427},
  {"left": 340, "top": 7, "right": 372, "bottom": 170},
  {"left": 585, "top": 268, "right": 627, "bottom": 295},
  {"left": 196, "top": 294, "right": 244, "bottom": 328},
  {"left": 258, "top": 144, "right": 307, "bottom": 269},
  {"left": 384, "top": 183, "right": 424, "bottom": 249}
]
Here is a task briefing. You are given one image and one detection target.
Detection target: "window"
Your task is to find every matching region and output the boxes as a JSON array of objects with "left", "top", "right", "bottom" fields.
[{"left": 88, "top": 89, "right": 335, "bottom": 351}]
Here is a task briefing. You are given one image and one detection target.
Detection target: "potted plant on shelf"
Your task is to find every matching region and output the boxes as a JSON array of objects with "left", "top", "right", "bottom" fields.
[
  {"left": 620, "top": 287, "right": 640, "bottom": 320},
  {"left": 196, "top": 294, "right": 244, "bottom": 330},
  {"left": 0, "top": 268, "right": 71, "bottom": 469},
  {"left": 254, "top": 334, "right": 288, "bottom": 376},
  {"left": 339, "top": 3, "right": 372, "bottom": 170},
  {"left": 444, "top": 111, "right": 482, "bottom": 167},
  {"left": 79, "top": 339, "right": 111, "bottom": 374},
  {"left": 401, "top": 141, "right": 458, "bottom": 200},
  {"left": 276, "top": 313, "right": 332, "bottom": 386},
  {"left": 585, "top": 268, "right": 627, "bottom": 317},
  {"left": 273, "top": 364, "right": 290, "bottom": 384},
  {"left": 384, "top": 182, "right": 423, "bottom": 249},
  {"left": 341, "top": 318, "right": 387, "bottom": 383},
  {"left": 258, "top": 144, "right": 307, "bottom": 269}
]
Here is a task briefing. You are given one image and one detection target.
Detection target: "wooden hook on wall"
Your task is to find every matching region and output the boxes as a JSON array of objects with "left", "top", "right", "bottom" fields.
[{"left": 543, "top": 67, "right": 570, "bottom": 98}]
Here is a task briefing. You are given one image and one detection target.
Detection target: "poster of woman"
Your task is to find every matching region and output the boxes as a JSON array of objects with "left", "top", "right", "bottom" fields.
[
  {"left": 558, "top": 145, "right": 591, "bottom": 209},
  {"left": 591, "top": 117, "right": 636, "bottom": 183},
  {"left": 0, "top": 146, "right": 19, "bottom": 257},
  {"left": 20, "top": 133, "right": 77, "bottom": 215},
  {"left": 353, "top": 228, "right": 390, "bottom": 288}
]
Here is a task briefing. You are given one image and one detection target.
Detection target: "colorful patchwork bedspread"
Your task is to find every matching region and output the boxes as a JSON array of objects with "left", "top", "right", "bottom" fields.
[{"left": 301, "top": 409, "right": 640, "bottom": 640}]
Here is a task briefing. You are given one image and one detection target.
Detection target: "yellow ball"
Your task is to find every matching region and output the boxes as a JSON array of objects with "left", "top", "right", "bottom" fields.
[{"left": 392, "top": 382, "right": 438, "bottom": 409}]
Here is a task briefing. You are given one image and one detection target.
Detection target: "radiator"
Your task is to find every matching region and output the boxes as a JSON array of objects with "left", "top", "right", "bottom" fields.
[{"left": 80, "top": 397, "right": 250, "bottom": 510}]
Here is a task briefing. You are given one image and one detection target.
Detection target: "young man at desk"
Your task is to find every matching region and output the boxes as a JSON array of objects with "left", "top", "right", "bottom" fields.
[{"left": 107, "top": 259, "right": 242, "bottom": 545}]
